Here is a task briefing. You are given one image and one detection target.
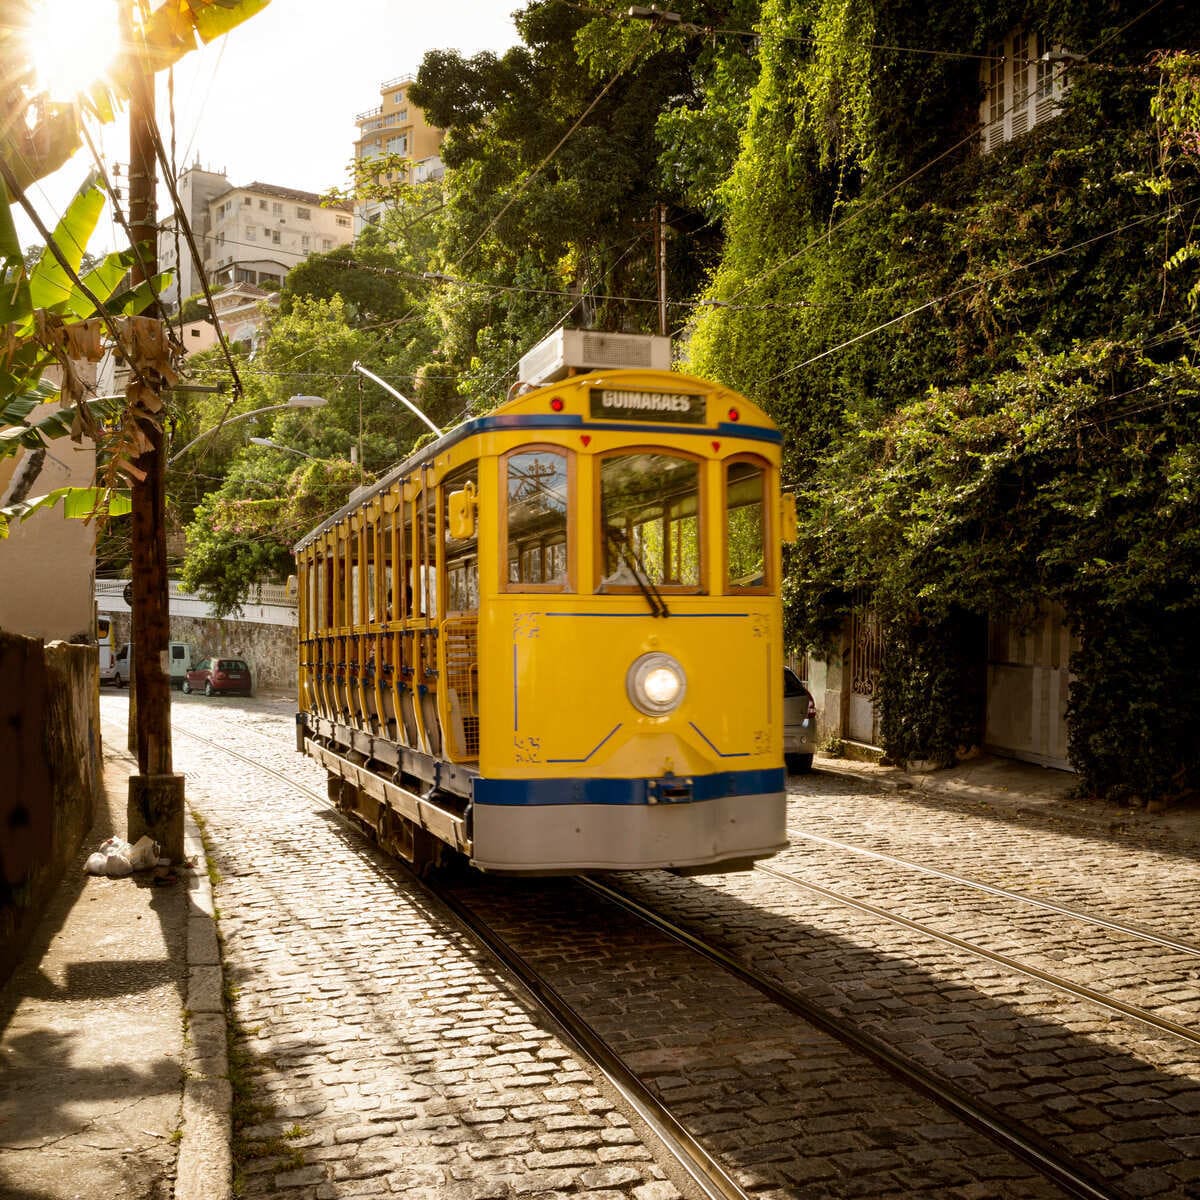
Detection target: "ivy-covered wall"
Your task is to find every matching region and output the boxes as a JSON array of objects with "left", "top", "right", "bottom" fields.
[{"left": 685, "top": 1, "right": 1200, "bottom": 801}]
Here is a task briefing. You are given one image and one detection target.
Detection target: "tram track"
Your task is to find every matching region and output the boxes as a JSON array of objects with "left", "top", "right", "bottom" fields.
[
  {"left": 784, "top": 826, "right": 1200, "bottom": 957},
  {"left": 172, "top": 713, "right": 1135, "bottom": 1199},
  {"left": 179, "top": 714, "right": 1200, "bottom": 1053},
  {"left": 580, "top": 877, "right": 1126, "bottom": 1200},
  {"left": 754, "top": 860, "right": 1200, "bottom": 1048}
]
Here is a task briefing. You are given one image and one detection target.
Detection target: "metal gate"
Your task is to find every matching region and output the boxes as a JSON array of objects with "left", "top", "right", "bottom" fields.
[{"left": 847, "top": 598, "right": 881, "bottom": 746}]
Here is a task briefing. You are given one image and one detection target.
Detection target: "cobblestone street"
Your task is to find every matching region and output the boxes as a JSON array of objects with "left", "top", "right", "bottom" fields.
[{"left": 108, "top": 691, "right": 1200, "bottom": 1199}]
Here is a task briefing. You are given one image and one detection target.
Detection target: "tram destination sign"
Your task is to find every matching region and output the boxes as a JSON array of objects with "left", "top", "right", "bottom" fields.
[{"left": 589, "top": 387, "right": 707, "bottom": 424}]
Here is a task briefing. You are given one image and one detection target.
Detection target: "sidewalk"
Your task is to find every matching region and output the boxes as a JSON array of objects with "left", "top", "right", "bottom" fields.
[
  {"left": 813, "top": 750, "right": 1200, "bottom": 850},
  {"left": 0, "top": 722, "right": 229, "bottom": 1200}
]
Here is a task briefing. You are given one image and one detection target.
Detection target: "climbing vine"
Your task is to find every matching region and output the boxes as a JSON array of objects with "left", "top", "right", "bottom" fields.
[{"left": 686, "top": 0, "right": 1200, "bottom": 801}]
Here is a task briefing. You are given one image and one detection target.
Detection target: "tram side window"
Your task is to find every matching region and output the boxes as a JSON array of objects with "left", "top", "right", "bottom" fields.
[
  {"left": 505, "top": 448, "right": 570, "bottom": 590},
  {"left": 600, "top": 453, "right": 700, "bottom": 589},
  {"left": 365, "top": 518, "right": 377, "bottom": 624},
  {"left": 407, "top": 483, "right": 438, "bottom": 619},
  {"left": 444, "top": 462, "right": 479, "bottom": 613},
  {"left": 726, "top": 460, "right": 767, "bottom": 591},
  {"left": 350, "top": 536, "right": 362, "bottom": 625}
]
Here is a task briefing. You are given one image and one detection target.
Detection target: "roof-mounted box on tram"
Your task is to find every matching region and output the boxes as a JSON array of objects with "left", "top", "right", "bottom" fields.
[
  {"left": 294, "top": 330, "right": 796, "bottom": 876},
  {"left": 518, "top": 328, "right": 673, "bottom": 387}
]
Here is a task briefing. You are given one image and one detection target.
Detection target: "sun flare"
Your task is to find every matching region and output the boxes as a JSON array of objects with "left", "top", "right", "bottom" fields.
[{"left": 23, "top": 0, "right": 120, "bottom": 101}]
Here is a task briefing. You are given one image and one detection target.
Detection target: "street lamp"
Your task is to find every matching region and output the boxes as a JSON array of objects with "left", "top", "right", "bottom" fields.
[
  {"left": 351, "top": 362, "right": 442, "bottom": 438},
  {"left": 168, "top": 394, "right": 328, "bottom": 465},
  {"left": 248, "top": 437, "right": 320, "bottom": 461}
]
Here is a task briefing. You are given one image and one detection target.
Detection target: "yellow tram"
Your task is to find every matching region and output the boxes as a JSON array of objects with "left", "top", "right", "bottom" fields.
[{"left": 294, "top": 335, "right": 796, "bottom": 873}]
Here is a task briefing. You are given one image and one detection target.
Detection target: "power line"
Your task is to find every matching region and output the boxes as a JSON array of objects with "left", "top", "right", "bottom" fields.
[
  {"left": 146, "top": 113, "right": 244, "bottom": 402},
  {"left": 555, "top": 0, "right": 1009, "bottom": 63},
  {"left": 454, "top": 23, "right": 658, "bottom": 271},
  {"left": 763, "top": 197, "right": 1200, "bottom": 383}
]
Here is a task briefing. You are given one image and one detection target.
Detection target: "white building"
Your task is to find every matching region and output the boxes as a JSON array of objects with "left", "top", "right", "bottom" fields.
[
  {"left": 158, "top": 164, "right": 233, "bottom": 311},
  {"left": 179, "top": 282, "right": 277, "bottom": 357},
  {"left": 159, "top": 169, "right": 354, "bottom": 309}
]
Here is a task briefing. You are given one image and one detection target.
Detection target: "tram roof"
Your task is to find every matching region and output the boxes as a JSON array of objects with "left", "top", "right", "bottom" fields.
[{"left": 293, "top": 368, "right": 778, "bottom": 553}]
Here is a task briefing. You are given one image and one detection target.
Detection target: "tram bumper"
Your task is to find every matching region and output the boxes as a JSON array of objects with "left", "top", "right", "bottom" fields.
[{"left": 469, "top": 770, "right": 787, "bottom": 873}]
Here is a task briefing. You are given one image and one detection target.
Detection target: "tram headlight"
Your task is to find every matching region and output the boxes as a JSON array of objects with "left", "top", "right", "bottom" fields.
[{"left": 627, "top": 652, "right": 687, "bottom": 716}]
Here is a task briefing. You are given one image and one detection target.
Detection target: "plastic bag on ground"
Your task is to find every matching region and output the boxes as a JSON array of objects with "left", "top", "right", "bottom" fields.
[
  {"left": 86, "top": 836, "right": 133, "bottom": 876},
  {"left": 128, "top": 836, "right": 159, "bottom": 871}
]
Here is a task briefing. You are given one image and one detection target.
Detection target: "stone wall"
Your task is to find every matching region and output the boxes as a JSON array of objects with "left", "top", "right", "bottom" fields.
[
  {"left": 0, "top": 633, "right": 99, "bottom": 986},
  {"left": 106, "top": 613, "right": 296, "bottom": 693}
]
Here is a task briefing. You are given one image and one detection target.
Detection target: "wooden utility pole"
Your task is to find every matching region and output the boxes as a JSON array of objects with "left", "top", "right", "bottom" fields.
[
  {"left": 655, "top": 202, "right": 668, "bottom": 338},
  {"left": 123, "top": 0, "right": 185, "bottom": 861}
]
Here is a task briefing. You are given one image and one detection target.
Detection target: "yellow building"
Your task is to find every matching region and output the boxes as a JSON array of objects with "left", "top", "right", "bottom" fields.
[{"left": 352, "top": 75, "right": 445, "bottom": 231}]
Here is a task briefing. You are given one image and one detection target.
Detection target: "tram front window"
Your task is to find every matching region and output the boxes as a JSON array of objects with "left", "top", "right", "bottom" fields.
[
  {"left": 505, "top": 449, "right": 569, "bottom": 589},
  {"left": 726, "top": 459, "right": 767, "bottom": 591},
  {"left": 600, "top": 453, "right": 701, "bottom": 589}
]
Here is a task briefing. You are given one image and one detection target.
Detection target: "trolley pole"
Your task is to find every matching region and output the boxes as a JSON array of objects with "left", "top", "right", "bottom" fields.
[{"left": 123, "top": 0, "right": 185, "bottom": 861}]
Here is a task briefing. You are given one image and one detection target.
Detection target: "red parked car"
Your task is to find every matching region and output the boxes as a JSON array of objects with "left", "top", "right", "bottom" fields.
[{"left": 182, "top": 657, "right": 253, "bottom": 697}]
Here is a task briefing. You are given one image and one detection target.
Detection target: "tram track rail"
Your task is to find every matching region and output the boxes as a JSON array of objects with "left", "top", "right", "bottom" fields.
[
  {"left": 583, "top": 878, "right": 1129, "bottom": 1200},
  {"left": 785, "top": 826, "right": 1200, "bottom": 957},
  {"left": 755, "top": 861, "right": 1200, "bottom": 1048}
]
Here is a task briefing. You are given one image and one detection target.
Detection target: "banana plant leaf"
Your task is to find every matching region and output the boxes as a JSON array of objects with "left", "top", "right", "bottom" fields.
[
  {"left": 27, "top": 172, "right": 105, "bottom": 314},
  {"left": 0, "top": 393, "right": 126, "bottom": 457},
  {"left": 0, "top": 485, "right": 132, "bottom": 539}
]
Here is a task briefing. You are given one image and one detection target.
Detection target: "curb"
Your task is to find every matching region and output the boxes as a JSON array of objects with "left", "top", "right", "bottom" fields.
[
  {"left": 810, "top": 757, "right": 1200, "bottom": 850},
  {"left": 176, "top": 812, "right": 232, "bottom": 1200}
]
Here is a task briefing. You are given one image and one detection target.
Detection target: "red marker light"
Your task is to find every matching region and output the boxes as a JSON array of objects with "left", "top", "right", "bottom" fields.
[
  {"left": 727, "top": 407, "right": 740, "bottom": 421},
  {"left": 550, "top": 396, "right": 565, "bottom": 412}
]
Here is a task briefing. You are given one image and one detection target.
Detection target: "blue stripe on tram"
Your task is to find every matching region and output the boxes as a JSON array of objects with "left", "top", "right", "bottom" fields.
[{"left": 472, "top": 768, "right": 785, "bottom": 807}]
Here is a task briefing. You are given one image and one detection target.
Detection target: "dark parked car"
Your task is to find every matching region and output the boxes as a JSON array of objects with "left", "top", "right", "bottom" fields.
[
  {"left": 783, "top": 666, "right": 817, "bottom": 774},
  {"left": 182, "top": 657, "right": 253, "bottom": 697}
]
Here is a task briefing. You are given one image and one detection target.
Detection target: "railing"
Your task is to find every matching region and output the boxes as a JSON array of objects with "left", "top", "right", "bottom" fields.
[{"left": 95, "top": 578, "right": 297, "bottom": 607}]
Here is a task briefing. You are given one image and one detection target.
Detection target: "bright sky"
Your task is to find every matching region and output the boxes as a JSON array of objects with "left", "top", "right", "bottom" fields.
[{"left": 16, "top": 0, "right": 522, "bottom": 255}]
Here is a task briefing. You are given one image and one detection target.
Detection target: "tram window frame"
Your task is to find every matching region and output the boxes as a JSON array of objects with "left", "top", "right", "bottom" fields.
[
  {"left": 333, "top": 530, "right": 346, "bottom": 630},
  {"left": 724, "top": 455, "right": 772, "bottom": 594},
  {"left": 407, "top": 467, "right": 438, "bottom": 622},
  {"left": 402, "top": 488, "right": 417, "bottom": 623},
  {"left": 350, "top": 516, "right": 365, "bottom": 627},
  {"left": 364, "top": 506, "right": 380, "bottom": 625},
  {"left": 501, "top": 444, "right": 574, "bottom": 593},
  {"left": 595, "top": 448, "right": 705, "bottom": 594},
  {"left": 442, "top": 460, "right": 480, "bottom": 616},
  {"left": 317, "top": 545, "right": 332, "bottom": 630},
  {"left": 382, "top": 491, "right": 400, "bottom": 625}
]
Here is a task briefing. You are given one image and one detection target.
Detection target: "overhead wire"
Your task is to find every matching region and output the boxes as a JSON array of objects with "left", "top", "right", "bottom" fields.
[
  {"left": 146, "top": 106, "right": 244, "bottom": 401},
  {"left": 553, "top": 0, "right": 1010, "bottom": 63},
  {"left": 453, "top": 21, "right": 659, "bottom": 271},
  {"left": 684, "top": 1, "right": 1188, "bottom": 367},
  {"left": 681, "top": 10, "right": 1173, "bottom": 324},
  {"left": 763, "top": 197, "right": 1200, "bottom": 384}
]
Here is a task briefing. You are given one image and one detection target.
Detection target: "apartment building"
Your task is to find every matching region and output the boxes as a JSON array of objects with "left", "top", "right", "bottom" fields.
[
  {"left": 158, "top": 164, "right": 231, "bottom": 310},
  {"left": 158, "top": 169, "right": 355, "bottom": 309},
  {"left": 352, "top": 75, "right": 445, "bottom": 231}
]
